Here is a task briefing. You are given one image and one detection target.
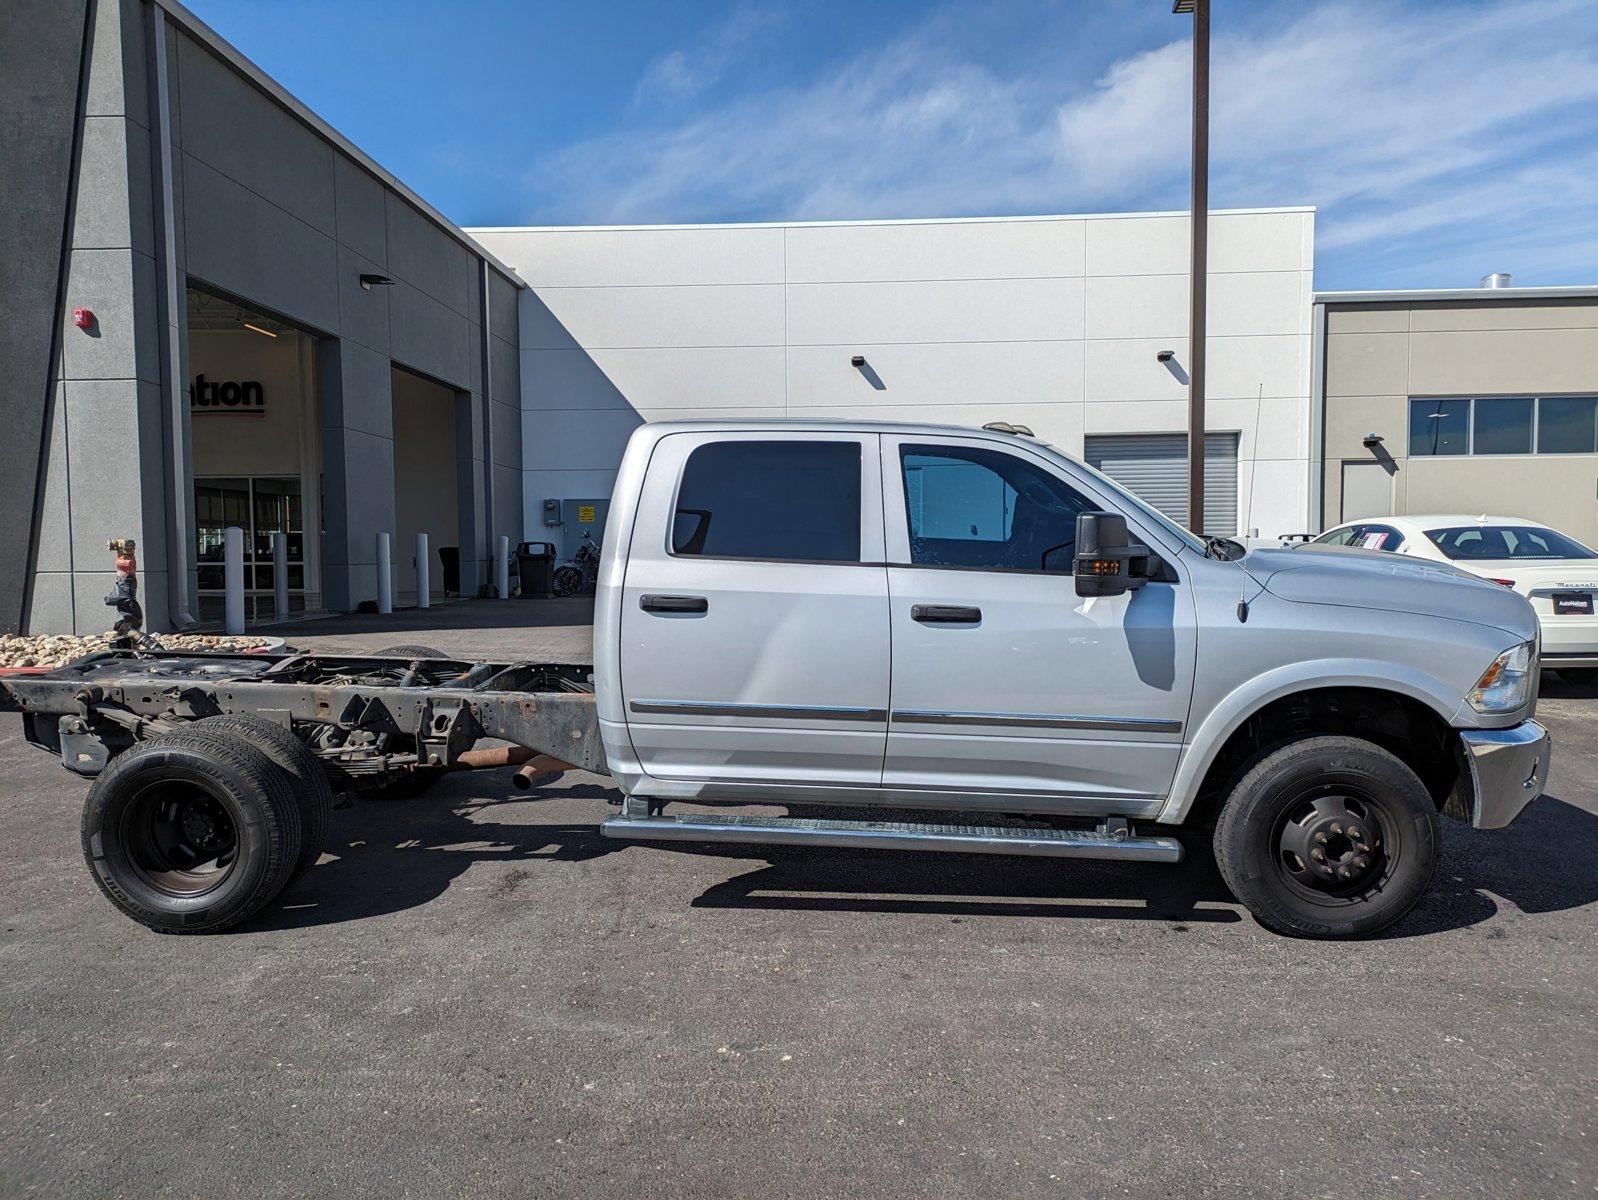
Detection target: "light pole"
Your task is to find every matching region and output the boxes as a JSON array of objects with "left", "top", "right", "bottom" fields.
[{"left": 1174, "top": 0, "right": 1209, "bottom": 534}]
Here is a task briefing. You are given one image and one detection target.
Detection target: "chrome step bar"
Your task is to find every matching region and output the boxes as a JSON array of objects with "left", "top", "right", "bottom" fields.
[{"left": 600, "top": 813, "right": 1184, "bottom": 863}]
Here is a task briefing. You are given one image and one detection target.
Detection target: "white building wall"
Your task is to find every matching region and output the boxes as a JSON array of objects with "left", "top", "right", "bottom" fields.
[{"left": 470, "top": 207, "right": 1315, "bottom": 540}]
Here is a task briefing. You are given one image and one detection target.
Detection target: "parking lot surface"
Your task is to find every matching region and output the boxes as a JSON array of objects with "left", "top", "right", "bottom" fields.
[{"left": 1, "top": 606, "right": 1593, "bottom": 1197}]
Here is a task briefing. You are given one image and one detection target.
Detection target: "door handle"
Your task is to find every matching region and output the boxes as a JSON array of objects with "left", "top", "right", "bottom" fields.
[
  {"left": 911, "top": 604, "right": 981, "bottom": 624},
  {"left": 640, "top": 594, "right": 709, "bottom": 614}
]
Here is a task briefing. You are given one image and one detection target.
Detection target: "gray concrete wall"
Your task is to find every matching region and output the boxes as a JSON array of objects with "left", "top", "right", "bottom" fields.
[
  {"left": 1322, "top": 298, "right": 1598, "bottom": 541},
  {"left": 23, "top": 0, "right": 523, "bottom": 631}
]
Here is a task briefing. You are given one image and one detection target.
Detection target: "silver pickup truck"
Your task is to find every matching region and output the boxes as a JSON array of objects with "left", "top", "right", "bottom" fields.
[{"left": 0, "top": 420, "right": 1549, "bottom": 939}]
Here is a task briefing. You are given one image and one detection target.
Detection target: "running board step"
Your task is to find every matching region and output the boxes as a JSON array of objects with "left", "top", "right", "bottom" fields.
[{"left": 599, "top": 813, "right": 1183, "bottom": 863}]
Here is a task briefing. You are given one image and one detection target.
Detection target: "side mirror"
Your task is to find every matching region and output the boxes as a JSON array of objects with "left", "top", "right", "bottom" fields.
[{"left": 1074, "top": 512, "right": 1159, "bottom": 597}]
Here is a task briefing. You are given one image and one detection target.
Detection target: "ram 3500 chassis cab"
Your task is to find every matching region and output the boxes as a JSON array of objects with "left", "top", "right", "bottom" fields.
[{"left": 1, "top": 421, "right": 1550, "bottom": 938}]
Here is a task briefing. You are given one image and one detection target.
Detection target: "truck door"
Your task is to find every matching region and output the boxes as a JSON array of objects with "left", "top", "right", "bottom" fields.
[
  {"left": 880, "top": 434, "right": 1196, "bottom": 811},
  {"left": 618, "top": 431, "right": 889, "bottom": 790}
]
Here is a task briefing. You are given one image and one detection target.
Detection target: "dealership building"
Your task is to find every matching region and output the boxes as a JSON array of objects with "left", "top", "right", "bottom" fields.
[{"left": 5, "top": 1, "right": 1597, "bottom": 636}]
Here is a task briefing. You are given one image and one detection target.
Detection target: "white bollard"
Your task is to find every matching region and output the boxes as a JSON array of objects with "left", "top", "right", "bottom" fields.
[
  {"left": 497, "top": 534, "right": 510, "bottom": 599},
  {"left": 223, "top": 525, "right": 245, "bottom": 634},
  {"left": 272, "top": 531, "right": 289, "bottom": 619},
  {"left": 376, "top": 532, "right": 392, "bottom": 614},
  {"left": 415, "top": 532, "right": 430, "bottom": 610}
]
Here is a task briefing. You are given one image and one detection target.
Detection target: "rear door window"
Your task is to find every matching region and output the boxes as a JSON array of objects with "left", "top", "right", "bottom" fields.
[{"left": 671, "top": 440, "right": 861, "bottom": 562}]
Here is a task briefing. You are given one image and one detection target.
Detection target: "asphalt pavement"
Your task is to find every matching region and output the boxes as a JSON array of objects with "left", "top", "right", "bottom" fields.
[{"left": 0, "top": 604, "right": 1593, "bottom": 1197}]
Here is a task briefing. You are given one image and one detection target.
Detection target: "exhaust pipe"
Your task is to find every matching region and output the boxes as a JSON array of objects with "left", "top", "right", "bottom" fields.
[
  {"left": 445, "top": 746, "right": 575, "bottom": 791},
  {"left": 513, "top": 754, "right": 573, "bottom": 791}
]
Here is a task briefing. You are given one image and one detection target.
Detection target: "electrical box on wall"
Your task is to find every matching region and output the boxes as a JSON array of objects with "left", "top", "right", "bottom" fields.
[
  {"left": 559, "top": 499, "right": 609, "bottom": 561},
  {"left": 542, "top": 498, "right": 561, "bottom": 527}
]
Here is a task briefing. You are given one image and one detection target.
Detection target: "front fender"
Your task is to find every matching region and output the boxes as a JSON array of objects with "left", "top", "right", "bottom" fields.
[{"left": 1156, "top": 658, "right": 1465, "bottom": 825}]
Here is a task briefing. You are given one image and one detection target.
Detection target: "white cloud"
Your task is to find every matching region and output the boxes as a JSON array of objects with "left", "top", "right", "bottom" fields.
[
  {"left": 526, "top": 0, "right": 1598, "bottom": 285},
  {"left": 633, "top": 5, "right": 788, "bottom": 104}
]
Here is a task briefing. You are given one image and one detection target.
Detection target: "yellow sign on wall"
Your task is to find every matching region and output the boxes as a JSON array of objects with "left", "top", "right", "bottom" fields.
[{"left": 577, "top": 505, "right": 597, "bottom": 523}]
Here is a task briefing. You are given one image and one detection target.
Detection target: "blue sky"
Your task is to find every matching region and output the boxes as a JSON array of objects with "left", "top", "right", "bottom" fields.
[{"left": 189, "top": 0, "right": 1598, "bottom": 290}]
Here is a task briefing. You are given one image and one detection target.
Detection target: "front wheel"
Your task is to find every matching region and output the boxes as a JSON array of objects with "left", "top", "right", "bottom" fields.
[
  {"left": 1212, "top": 736, "right": 1439, "bottom": 939},
  {"left": 551, "top": 566, "right": 583, "bottom": 598}
]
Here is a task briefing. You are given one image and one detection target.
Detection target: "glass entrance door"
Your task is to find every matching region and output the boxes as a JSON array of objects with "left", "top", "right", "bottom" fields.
[{"left": 196, "top": 475, "right": 304, "bottom": 622}]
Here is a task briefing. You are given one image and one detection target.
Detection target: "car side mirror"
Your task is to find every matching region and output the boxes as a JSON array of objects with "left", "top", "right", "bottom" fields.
[{"left": 1074, "top": 512, "right": 1159, "bottom": 597}]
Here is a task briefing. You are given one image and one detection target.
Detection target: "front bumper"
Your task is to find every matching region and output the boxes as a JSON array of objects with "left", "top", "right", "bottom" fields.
[{"left": 1447, "top": 720, "right": 1550, "bottom": 829}]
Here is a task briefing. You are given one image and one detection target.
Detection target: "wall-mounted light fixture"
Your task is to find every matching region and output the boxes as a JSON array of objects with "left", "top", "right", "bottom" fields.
[
  {"left": 1156, "top": 349, "right": 1176, "bottom": 362},
  {"left": 850, "top": 355, "right": 866, "bottom": 367},
  {"left": 359, "top": 273, "right": 395, "bottom": 291},
  {"left": 1362, "top": 432, "right": 1385, "bottom": 449},
  {"left": 241, "top": 321, "right": 278, "bottom": 339}
]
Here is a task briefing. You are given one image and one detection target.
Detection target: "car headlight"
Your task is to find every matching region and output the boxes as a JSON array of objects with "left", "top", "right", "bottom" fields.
[{"left": 1467, "top": 641, "right": 1536, "bottom": 714}]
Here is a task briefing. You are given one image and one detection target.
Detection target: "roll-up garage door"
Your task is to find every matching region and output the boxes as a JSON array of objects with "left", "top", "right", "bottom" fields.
[{"left": 1083, "top": 432, "right": 1239, "bottom": 536}]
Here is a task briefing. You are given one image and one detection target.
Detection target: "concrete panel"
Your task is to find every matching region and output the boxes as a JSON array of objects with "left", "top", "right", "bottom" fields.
[
  {"left": 1327, "top": 306, "right": 1408, "bottom": 333},
  {"left": 333, "top": 156, "right": 386, "bottom": 266},
  {"left": 389, "top": 280, "right": 472, "bottom": 388},
  {"left": 323, "top": 427, "right": 396, "bottom": 571},
  {"left": 490, "top": 400, "right": 521, "bottom": 470},
  {"left": 385, "top": 192, "right": 472, "bottom": 315},
  {"left": 1209, "top": 334, "right": 1308, "bottom": 404},
  {"left": 787, "top": 277, "right": 1084, "bottom": 345},
  {"left": 60, "top": 248, "right": 159, "bottom": 383},
  {"left": 1233, "top": 459, "right": 1308, "bottom": 537},
  {"left": 487, "top": 272, "right": 519, "bottom": 345},
  {"left": 521, "top": 346, "right": 781, "bottom": 412},
  {"left": 1209, "top": 211, "right": 1308, "bottom": 274},
  {"left": 1207, "top": 395, "right": 1306, "bottom": 462},
  {"left": 786, "top": 218, "right": 1084, "bottom": 284},
  {"left": 1085, "top": 273, "right": 1187, "bottom": 340},
  {"left": 84, "top": 0, "right": 147, "bottom": 123},
  {"left": 1209, "top": 271, "right": 1308, "bottom": 337},
  {"left": 1408, "top": 327, "right": 1598, "bottom": 396},
  {"left": 491, "top": 463, "right": 520, "bottom": 543},
  {"left": 522, "top": 408, "right": 645, "bottom": 471},
  {"left": 788, "top": 340, "right": 1084, "bottom": 409},
  {"left": 33, "top": 388, "right": 73, "bottom": 574},
  {"left": 174, "top": 31, "right": 336, "bottom": 233},
  {"left": 1404, "top": 455, "right": 1598, "bottom": 540},
  {"left": 478, "top": 226, "right": 785, "bottom": 288},
  {"left": 521, "top": 469, "right": 622, "bottom": 531},
  {"left": 490, "top": 334, "right": 519, "bottom": 409},
  {"left": 524, "top": 284, "right": 784, "bottom": 350},
  {"left": 1085, "top": 216, "right": 1188, "bottom": 278},
  {"left": 1406, "top": 301, "right": 1598, "bottom": 332},
  {"left": 24, "top": 572, "right": 75, "bottom": 636},
  {"left": 336, "top": 244, "right": 390, "bottom": 356},
  {"left": 72, "top": 116, "right": 153, "bottom": 255},
  {"left": 182, "top": 155, "right": 339, "bottom": 333},
  {"left": 1322, "top": 394, "right": 1408, "bottom": 458},
  {"left": 1087, "top": 335, "right": 1305, "bottom": 404},
  {"left": 320, "top": 339, "right": 393, "bottom": 440},
  {"left": 1325, "top": 332, "right": 1410, "bottom": 398},
  {"left": 62, "top": 379, "right": 150, "bottom": 565}
]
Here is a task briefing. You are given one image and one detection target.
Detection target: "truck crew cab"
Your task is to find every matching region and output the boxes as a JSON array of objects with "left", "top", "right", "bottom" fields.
[{"left": 1, "top": 421, "right": 1550, "bottom": 939}]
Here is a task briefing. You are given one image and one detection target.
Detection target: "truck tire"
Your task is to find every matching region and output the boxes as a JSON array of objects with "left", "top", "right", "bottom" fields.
[
  {"left": 1212, "top": 736, "right": 1439, "bottom": 939},
  {"left": 80, "top": 730, "right": 304, "bottom": 934},
  {"left": 376, "top": 644, "right": 449, "bottom": 659},
  {"left": 190, "top": 715, "right": 332, "bottom": 885}
]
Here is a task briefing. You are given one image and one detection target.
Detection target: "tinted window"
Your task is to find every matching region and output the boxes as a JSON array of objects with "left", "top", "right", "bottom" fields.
[
  {"left": 1351, "top": 524, "right": 1402, "bottom": 551},
  {"left": 1312, "top": 527, "right": 1359, "bottom": 546},
  {"left": 1472, "top": 397, "right": 1533, "bottom": 454},
  {"left": 1538, "top": 397, "right": 1598, "bottom": 454},
  {"left": 1425, "top": 525, "right": 1597, "bottom": 560},
  {"left": 901, "top": 444, "right": 1093, "bottom": 570},
  {"left": 672, "top": 440, "right": 860, "bottom": 561},
  {"left": 1409, "top": 398, "right": 1469, "bottom": 455}
]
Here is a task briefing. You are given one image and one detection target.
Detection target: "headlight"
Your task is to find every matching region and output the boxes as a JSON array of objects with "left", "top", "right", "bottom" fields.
[{"left": 1468, "top": 641, "right": 1536, "bottom": 713}]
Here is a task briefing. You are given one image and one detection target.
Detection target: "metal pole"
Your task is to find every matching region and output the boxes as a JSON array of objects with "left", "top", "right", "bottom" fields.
[
  {"left": 497, "top": 535, "right": 511, "bottom": 599},
  {"left": 1186, "top": 0, "right": 1210, "bottom": 534},
  {"left": 223, "top": 526, "right": 245, "bottom": 635},
  {"left": 376, "top": 532, "right": 392, "bottom": 614},
  {"left": 272, "top": 531, "right": 289, "bottom": 619},
  {"left": 415, "top": 532, "right": 430, "bottom": 610}
]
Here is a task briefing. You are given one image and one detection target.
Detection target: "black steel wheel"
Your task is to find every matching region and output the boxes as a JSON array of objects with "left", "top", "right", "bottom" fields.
[
  {"left": 551, "top": 566, "right": 583, "bottom": 598},
  {"left": 80, "top": 731, "right": 303, "bottom": 934},
  {"left": 190, "top": 715, "right": 332, "bottom": 885},
  {"left": 1212, "top": 735, "right": 1439, "bottom": 939}
]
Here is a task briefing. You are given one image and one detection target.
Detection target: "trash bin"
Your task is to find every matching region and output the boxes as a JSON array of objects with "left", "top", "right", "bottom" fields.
[
  {"left": 438, "top": 546, "right": 460, "bottom": 596},
  {"left": 515, "top": 541, "right": 557, "bottom": 599}
]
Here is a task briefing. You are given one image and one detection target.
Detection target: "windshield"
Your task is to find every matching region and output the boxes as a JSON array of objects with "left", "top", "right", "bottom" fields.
[
  {"left": 1068, "top": 455, "right": 1206, "bottom": 554},
  {"left": 1425, "top": 525, "right": 1597, "bottom": 560}
]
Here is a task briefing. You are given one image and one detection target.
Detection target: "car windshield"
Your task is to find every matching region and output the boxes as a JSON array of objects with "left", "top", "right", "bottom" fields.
[{"left": 1425, "top": 525, "right": 1597, "bottom": 560}]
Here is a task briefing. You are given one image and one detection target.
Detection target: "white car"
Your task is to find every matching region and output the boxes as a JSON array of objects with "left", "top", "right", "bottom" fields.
[{"left": 1301, "top": 514, "right": 1598, "bottom": 680}]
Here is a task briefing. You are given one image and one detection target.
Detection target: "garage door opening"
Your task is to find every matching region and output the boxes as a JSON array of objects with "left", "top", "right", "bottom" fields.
[
  {"left": 187, "top": 286, "right": 320, "bottom": 624},
  {"left": 1084, "top": 432, "right": 1240, "bottom": 537},
  {"left": 391, "top": 366, "right": 460, "bottom": 605}
]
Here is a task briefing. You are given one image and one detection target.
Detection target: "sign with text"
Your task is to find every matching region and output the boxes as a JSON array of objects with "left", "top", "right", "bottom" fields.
[{"left": 190, "top": 374, "right": 265, "bottom": 415}]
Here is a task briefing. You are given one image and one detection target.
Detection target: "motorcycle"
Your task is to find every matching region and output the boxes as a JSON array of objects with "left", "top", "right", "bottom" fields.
[{"left": 552, "top": 530, "right": 601, "bottom": 597}]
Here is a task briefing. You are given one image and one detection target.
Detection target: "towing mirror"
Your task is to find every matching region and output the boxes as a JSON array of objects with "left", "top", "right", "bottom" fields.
[{"left": 1074, "top": 512, "right": 1158, "bottom": 597}]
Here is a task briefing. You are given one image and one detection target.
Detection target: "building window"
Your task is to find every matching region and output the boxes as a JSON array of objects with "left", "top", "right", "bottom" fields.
[
  {"left": 195, "top": 475, "right": 305, "bottom": 621},
  {"left": 671, "top": 440, "right": 861, "bottom": 562},
  {"left": 1408, "top": 395, "right": 1598, "bottom": 456}
]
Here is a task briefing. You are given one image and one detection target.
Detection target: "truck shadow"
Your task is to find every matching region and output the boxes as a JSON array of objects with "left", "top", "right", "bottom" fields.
[{"left": 245, "top": 778, "right": 1598, "bottom": 937}]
